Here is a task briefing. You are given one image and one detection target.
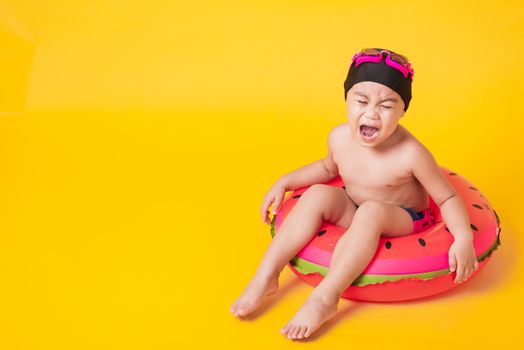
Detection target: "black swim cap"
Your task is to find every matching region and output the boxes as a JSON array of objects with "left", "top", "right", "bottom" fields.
[{"left": 343, "top": 48, "right": 413, "bottom": 111}]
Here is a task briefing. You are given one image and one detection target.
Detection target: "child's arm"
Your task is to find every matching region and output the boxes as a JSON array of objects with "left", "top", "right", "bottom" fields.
[
  {"left": 260, "top": 129, "right": 339, "bottom": 224},
  {"left": 410, "top": 145, "right": 479, "bottom": 283},
  {"left": 278, "top": 129, "right": 340, "bottom": 191},
  {"left": 278, "top": 157, "right": 337, "bottom": 192}
]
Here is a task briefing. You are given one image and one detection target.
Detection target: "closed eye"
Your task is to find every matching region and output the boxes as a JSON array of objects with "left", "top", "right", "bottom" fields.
[{"left": 356, "top": 100, "right": 392, "bottom": 109}]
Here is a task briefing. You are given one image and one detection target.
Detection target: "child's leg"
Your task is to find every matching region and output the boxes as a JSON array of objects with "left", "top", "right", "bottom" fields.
[
  {"left": 281, "top": 200, "right": 413, "bottom": 339},
  {"left": 230, "top": 184, "right": 358, "bottom": 318}
]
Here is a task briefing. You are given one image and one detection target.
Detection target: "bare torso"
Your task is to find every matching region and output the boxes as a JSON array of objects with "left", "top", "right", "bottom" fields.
[{"left": 331, "top": 123, "right": 430, "bottom": 212}]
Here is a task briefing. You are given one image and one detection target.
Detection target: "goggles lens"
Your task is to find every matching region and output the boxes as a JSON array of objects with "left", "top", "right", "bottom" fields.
[{"left": 360, "top": 48, "right": 410, "bottom": 66}]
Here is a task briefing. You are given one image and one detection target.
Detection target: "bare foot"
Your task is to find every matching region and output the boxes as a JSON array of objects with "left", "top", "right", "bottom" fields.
[
  {"left": 230, "top": 270, "right": 279, "bottom": 318},
  {"left": 280, "top": 288, "right": 339, "bottom": 340}
]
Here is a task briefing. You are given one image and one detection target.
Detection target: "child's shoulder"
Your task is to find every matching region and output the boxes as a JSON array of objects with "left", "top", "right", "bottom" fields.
[
  {"left": 398, "top": 125, "right": 435, "bottom": 161},
  {"left": 328, "top": 122, "right": 348, "bottom": 135},
  {"left": 327, "top": 123, "right": 350, "bottom": 145}
]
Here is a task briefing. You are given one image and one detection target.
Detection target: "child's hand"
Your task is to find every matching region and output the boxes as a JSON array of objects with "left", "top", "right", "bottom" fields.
[
  {"left": 448, "top": 237, "right": 479, "bottom": 283},
  {"left": 260, "top": 181, "right": 287, "bottom": 225}
]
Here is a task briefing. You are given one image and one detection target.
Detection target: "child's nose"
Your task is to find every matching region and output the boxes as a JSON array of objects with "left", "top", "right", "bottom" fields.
[{"left": 364, "top": 112, "right": 379, "bottom": 120}]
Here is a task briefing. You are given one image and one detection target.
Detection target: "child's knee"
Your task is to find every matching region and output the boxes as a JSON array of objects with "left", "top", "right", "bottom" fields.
[
  {"left": 354, "top": 200, "right": 388, "bottom": 222},
  {"left": 300, "top": 184, "right": 334, "bottom": 203},
  {"left": 299, "top": 184, "right": 354, "bottom": 224}
]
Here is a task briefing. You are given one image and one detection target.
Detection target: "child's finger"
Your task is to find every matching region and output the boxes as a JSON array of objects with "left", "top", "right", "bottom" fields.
[
  {"left": 463, "top": 266, "right": 471, "bottom": 280},
  {"left": 467, "top": 266, "right": 475, "bottom": 278},
  {"left": 260, "top": 205, "right": 267, "bottom": 222},
  {"left": 263, "top": 208, "right": 272, "bottom": 223},
  {"left": 448, "top": 254, "right": 457, "bottom": 273},
  {"left": 260, "top": 206, "right": 265, "bottom": 219},
  {"left": 260, "top": 198, "right": 272, "bottom": 217},
  {"left": 455, "top": 263, "right": 466, "bottom": 283},
  {"left": 272, "top": 190, "right": 286, "bottom": 214},
  {"left": 462, "top": 266, "right": 470, "bottom": 280},
  {"left": 272, "top": 197, "right": 282, "bottom": 215},
  {"left": 260, "top": 200, "right": 268, "bottom": 214}
]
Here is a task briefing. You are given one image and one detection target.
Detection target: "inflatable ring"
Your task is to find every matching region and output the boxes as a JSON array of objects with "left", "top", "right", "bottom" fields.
[{"left": 269, "top": 167, "right": 501, "bottom": 302}]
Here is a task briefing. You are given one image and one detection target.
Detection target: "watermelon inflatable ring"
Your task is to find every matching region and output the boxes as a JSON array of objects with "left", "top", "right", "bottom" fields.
[{"left": 269, "top": 167, "right": 501, "bottom": 302}]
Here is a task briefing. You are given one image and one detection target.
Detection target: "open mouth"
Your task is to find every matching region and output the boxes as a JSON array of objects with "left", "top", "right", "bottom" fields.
[{"left": 360, "top": 125, "right": 379, "bottom": 141}]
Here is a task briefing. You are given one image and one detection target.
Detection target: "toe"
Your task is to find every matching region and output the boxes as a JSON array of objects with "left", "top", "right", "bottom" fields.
[
  {"left": 304, "top": 326, "right": 312, "bottom": 338},
  {"left": 285, "top": 326, "right": 293, "bottom": 339},
  {"left": 297, "top": 326, "right": 307, "bottom": 339},
  {"left": 230, "top": 301, "right": 238, "bottom": 313},
  {"left": 231, "top": 305, "right": 239, "bottom": 316},
  {"left": 237, "top": 306, "right": 249, "bottom": 316},
  {"left": 286, "top": 326, "right": 295, "bottom": 339},
  {"left": 290, "top": 326, "right": 300, "bottom": 339},
  {"left": 294, "top": 326, "right": 302, "bottom": 340}
]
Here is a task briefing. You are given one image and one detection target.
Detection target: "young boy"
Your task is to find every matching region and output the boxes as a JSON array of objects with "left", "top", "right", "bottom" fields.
[{"left": 230, "top": 48, "right": 479, "bottom": 340}]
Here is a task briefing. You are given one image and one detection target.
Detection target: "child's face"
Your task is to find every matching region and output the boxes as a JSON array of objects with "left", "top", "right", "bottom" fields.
[{"left": 346, "top": 81, "right": 406, "bottom": 148}]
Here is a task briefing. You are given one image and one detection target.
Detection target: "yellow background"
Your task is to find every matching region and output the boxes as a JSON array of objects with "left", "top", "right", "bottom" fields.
[{"left": 0, "top": 1, "right": 522, "bottom": 348}]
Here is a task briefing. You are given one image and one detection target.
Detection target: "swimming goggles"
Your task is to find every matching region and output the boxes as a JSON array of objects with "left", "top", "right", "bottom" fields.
[{"left": 352, "top": 48, "right": 415, "bottom": 79}]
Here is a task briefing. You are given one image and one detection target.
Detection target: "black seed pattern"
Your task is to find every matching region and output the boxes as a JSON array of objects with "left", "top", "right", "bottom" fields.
[
  {"left": 445, "top": 227, "right": 450, "bottom": 233},
  {"left": 469, "top": 186, "right": 478, "bottom": 191},
  {"left": 317, "top": 230, "right": 327, "bottom": 237},
  {"left": 342, "top": 186, "right": 346, "bottom": 190},
  {"left": 293, "top": 194, "right": 302, "bottom": 199},
  {"left": 385, "top": 241, "right": 392, "bottom": 249},
  {"left": 449, "top": 172, "right": 457, "bottom": 176},
  {"left": 472, "top": 204, "right": 483, "bottom": 210},
  {"left": 470, "top": 224, "right": 478, "bottom": 231},
  {"left": 418, "top": 238, "right": 426, "bottom": 247}
]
